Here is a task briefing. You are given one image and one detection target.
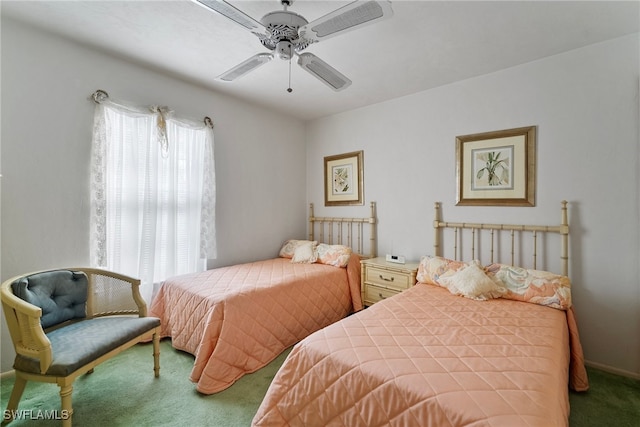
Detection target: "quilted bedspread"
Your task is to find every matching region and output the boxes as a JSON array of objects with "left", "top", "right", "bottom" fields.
[
  {"left": 148, "top": 256, "right": 362, "bottom": 394},
  {"left": 253, "top": 283, "right": 588, "bottom": 427}
]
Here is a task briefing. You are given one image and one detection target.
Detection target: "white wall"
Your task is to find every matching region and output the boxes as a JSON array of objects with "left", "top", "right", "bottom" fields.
[
  {"left": 306, "top": 34, "right": 640, "bottom": 377},
  {"left": 0, "top": 18, "right": 307, "bottom": 372}
]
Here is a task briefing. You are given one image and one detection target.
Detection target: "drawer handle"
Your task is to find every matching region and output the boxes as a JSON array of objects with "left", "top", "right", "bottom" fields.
[
  {"left": 378, "top": 293, "right": 386, "bottom": 299},
  {"left": 379, "top": 274, "right": 394, "bottom": 282}
]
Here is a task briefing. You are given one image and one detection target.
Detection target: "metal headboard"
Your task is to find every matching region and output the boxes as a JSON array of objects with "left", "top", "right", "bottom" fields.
[
  {"left": 309, "top": 201, "right": 378, "bottom": 259},
  {"left": 433, "top": 201, "right": 569, "bottom": 276}
]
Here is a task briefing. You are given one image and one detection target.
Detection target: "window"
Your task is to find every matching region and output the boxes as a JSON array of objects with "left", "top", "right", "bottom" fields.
[{"left": 90, "top": 96, "right": 216, "bottom": 303}]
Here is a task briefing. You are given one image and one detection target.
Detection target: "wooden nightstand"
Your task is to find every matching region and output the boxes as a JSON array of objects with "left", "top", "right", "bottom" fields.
[{"left": 361, "top": 257, "right": 419, "bottom": 306}]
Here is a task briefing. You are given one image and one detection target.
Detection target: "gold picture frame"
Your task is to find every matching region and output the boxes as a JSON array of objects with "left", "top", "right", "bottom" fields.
[
  {"left": 456, "top": 126, "right": 536, "bottom": 206},
  {"left": 324, "top": 150, "right": 364, "bottom": 206}
]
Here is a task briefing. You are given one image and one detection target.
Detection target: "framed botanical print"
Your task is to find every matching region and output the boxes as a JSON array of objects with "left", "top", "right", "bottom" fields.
[
  {"left": 324, "top": 150, "right": 364, "bottom": 206},
  {"left": 456, "top": 126, "right": 536, "bottom": 206}
]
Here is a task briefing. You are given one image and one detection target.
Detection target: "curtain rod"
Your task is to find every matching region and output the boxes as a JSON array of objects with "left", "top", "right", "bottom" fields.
[{"left": 90, "top": 89, "right": 214, "bottom": 128}]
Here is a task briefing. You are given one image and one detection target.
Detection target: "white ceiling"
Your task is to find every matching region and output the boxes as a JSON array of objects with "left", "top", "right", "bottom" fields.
[{"left": 2, "top": 1, "right": 639, "bottom": 121}]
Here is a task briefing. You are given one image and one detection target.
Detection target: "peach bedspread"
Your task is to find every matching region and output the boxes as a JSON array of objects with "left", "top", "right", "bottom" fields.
[
  {"left": 253, "top": 283, "right": 588, "bottom": 427},
  {"left": 149, "top": 256, "right": 362, "bottom": 394}
]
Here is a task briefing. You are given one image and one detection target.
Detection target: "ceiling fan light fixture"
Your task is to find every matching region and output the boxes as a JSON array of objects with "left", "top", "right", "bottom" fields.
[
  {"left": 204, "top": 0, "right": 393, "bottom": 90},
  {"left": 275, "top": 40, "right": 293, "bottom": 60}
]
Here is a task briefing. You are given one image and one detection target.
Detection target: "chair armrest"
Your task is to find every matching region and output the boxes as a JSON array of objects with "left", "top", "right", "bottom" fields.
[
  {"left": 1, "top": 279, "right": 53, "bottom": 373},
  {"left": 76, "top": 268, "right": 148, "bottom": 318}
]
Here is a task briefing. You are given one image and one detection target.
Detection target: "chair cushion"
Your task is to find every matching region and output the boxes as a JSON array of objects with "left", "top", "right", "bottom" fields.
[
  {"left": 13, "top": 316, "right": 161, "bottom": 376},
  {"left": 12, "top": 270, "right": 88, "bottom": 329}
]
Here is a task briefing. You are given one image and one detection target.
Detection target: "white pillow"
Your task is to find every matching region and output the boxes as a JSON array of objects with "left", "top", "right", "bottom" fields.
[
  {"left": 291, "top": 241, "right": 318, "bottom": 264},
  {"left": 439, "top": 261, "right": 506, "bottom": 300},
  {"left": 279, "top": 239, "right": 317, "bottom": 259}
]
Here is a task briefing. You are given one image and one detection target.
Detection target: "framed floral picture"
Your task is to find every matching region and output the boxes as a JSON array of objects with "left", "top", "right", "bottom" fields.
[
  {"left": 324, "top": 150, "right": 364, "bottom": 206},
  {"left": 456, "top": 126, "right": 536, "bottom": 206}
]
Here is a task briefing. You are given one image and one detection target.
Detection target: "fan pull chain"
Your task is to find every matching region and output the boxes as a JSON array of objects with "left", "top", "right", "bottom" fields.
[{"left": 287, "top": 59, "right": 293, "bottom": 93}]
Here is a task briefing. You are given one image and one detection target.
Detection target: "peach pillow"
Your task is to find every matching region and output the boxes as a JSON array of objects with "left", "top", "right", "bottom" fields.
[
  {"left": 316, "top": 244, "right": 352, "bottom": 268},
  {"left": 417, "top": 255, "right": 467, "bottom": 286},
  {"left": 485, "top": 263, "right": 572, "bottom": 310}
]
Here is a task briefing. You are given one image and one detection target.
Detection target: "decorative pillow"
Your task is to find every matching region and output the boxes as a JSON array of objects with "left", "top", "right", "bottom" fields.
[
  {"left": 439, "top": 261, "right": 506, "bottom": 301},
  {"left": 12, "top": 270, "right": 88, "bottom": 329},
  {"left": 316, "top": 243, "right": 352, "bottom": 268},
  {"left": 485, "top": 263, "right": 572, "bottom": 310},
  {"left": 279, "top": 239, "right": 317, "bottom": 259},
  {"left": 291, "top": 241, "right": 318, "bottom": 264},
  {"left": 416, "top": 255, "right": 467, "bottom": 286}
]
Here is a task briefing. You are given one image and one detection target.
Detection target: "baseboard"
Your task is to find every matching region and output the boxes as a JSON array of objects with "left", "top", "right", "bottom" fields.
[
  {"left": 0, "top": 369, "right": 15, "bottom": 380},
  {"left": 585, "top": 359, "right": 640, "bottom": 380}
]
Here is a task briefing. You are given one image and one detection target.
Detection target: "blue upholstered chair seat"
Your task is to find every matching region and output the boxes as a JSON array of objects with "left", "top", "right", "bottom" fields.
[{"left": 14, "top": 316, "right": 161, "bottom": 376}]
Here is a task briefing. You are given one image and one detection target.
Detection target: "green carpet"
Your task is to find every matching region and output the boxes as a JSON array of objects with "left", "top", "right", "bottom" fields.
[
  {"left": 569, "top": 367, "right": 640, "bottom": 426},
  {"left": 1, "top": 340, "right": 638, "bottom": 426},
  {"left": 1, "top": 340, "right": 290, "bottom": 426}
]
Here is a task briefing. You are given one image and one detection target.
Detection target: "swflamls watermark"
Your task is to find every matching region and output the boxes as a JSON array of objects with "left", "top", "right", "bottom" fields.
[{"left": 3, "top": 409, "right": 70, "bottom": 421}]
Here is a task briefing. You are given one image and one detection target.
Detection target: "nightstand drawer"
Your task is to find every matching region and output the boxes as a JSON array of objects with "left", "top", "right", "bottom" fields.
[
  {"left": 364, "top": 284, "right": 398, "bottom": 304},
  {"left": 365, "top": 266, "right": 412, "bottom": 291}
]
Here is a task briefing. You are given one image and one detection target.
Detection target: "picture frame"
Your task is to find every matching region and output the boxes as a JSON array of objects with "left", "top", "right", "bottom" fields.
[
  {"left": 324, "top": 150, "right": 364, "bottom": 206},
  {"left": 456, "top": 126, "right": 536, "bottom": 206}
]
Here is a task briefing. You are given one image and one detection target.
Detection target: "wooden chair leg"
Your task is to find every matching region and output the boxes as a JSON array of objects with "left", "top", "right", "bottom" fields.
[
  {"left": 4, "top": 375, "right": 27, "bottom": 421},
  {"left": 59, "top": 384, "right": 73, "bottom": 427},
  {"left": 152, "top": 333, "right": 160, "bottom": 378}
]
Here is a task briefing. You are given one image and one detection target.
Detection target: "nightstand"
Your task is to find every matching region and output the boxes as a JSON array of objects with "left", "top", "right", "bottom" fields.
[{"left": 361, "top": 257, "right": 419, "bottom": 306}]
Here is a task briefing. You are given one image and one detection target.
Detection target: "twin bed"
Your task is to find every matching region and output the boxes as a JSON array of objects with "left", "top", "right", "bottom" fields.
[
  {"left": 149, "top": 202, "right": 378, "bottom": 394},
  {"left": 252, "top": 201, "right": 588, "bottom": 426},
  {"left": 151, "top": 200, "right": 588, "bottom": 426}
]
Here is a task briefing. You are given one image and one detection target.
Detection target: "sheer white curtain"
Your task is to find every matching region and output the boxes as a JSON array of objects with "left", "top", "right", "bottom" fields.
[{"left": 90, "top": 97, "right": 216, "bottom": 303}]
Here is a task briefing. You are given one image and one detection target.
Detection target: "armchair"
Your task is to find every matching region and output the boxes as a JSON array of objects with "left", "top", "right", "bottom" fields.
[{"left": 1, "top": 268, "right": 161, "bottom": 426}]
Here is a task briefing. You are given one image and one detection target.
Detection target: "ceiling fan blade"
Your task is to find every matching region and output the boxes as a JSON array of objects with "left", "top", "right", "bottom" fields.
[
  {"left": 218, "top": 53, "right": 273, "bottom": 82},
  {"left": 299, "top": 0, "right": 393, "bottom": 43},
  {"left": 297, "top": 53, "right": 352, "bottom": 91},
  {"left": 194, "top": 0, "right": 265, "bottom": 34}
]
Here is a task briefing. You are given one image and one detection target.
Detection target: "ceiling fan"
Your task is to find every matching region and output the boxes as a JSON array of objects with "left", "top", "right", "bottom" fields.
[{"left": 194, "top": 0, "right": 393, "bottom": 91}]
